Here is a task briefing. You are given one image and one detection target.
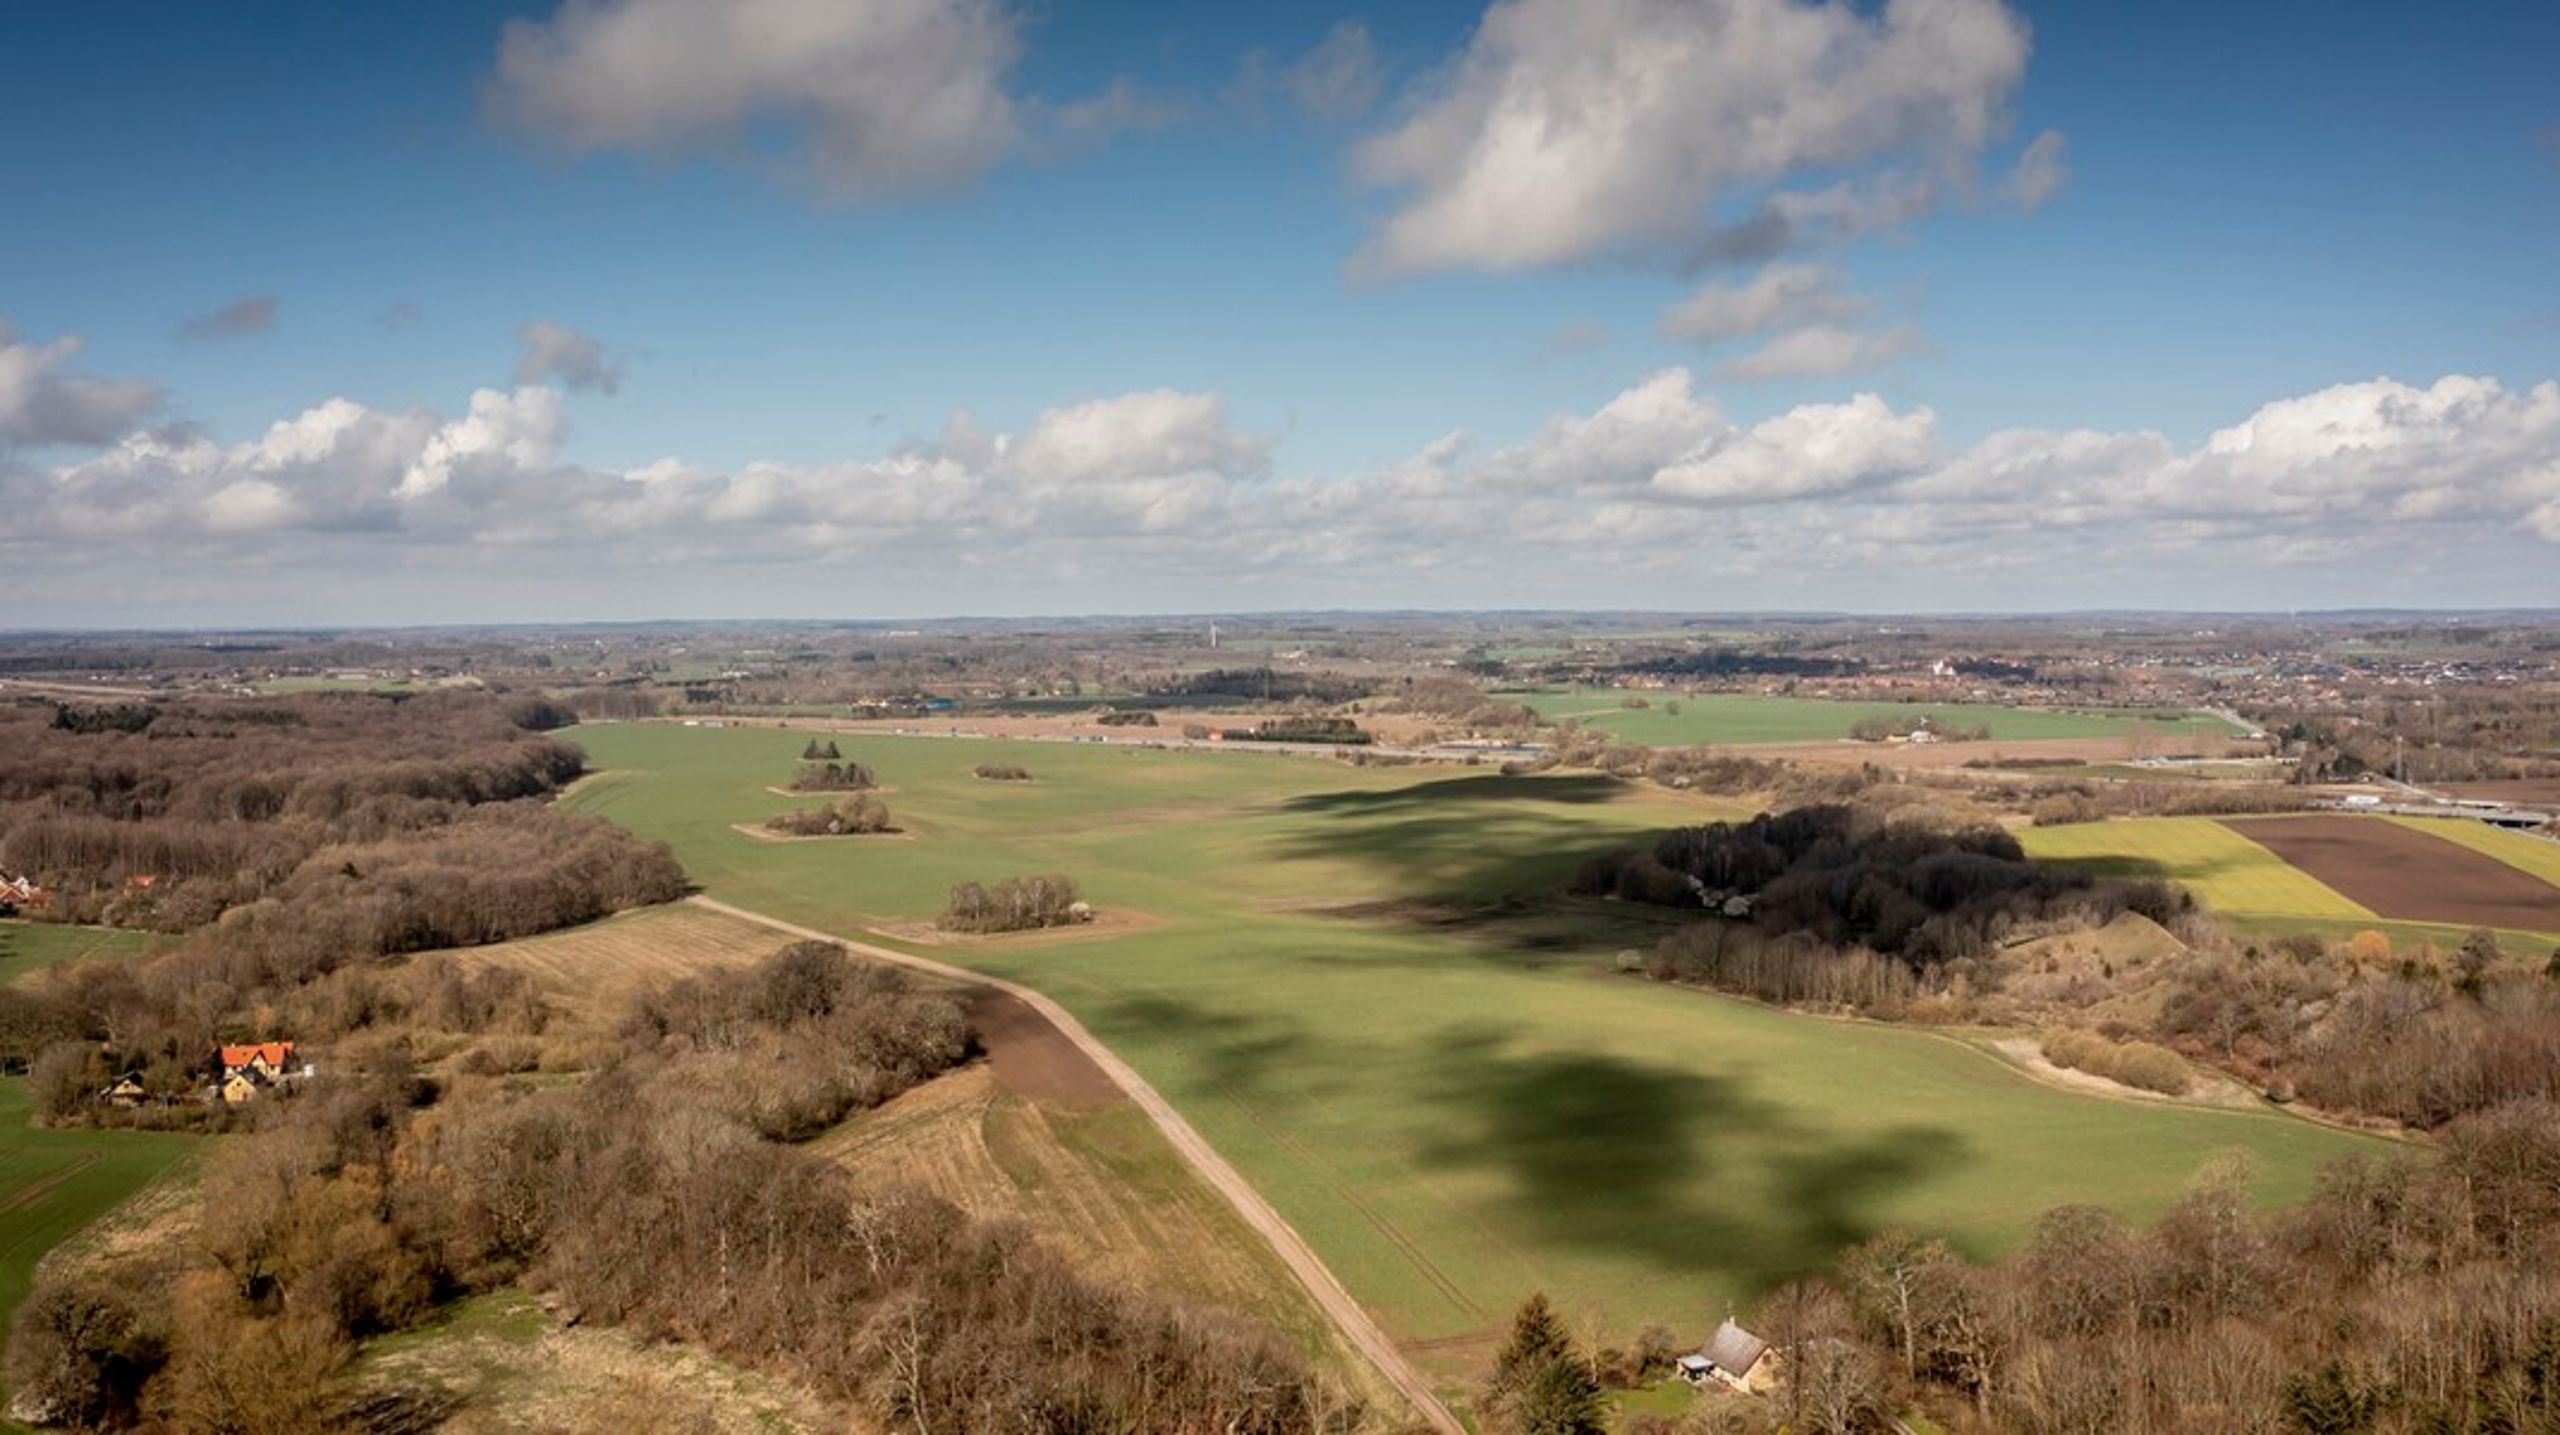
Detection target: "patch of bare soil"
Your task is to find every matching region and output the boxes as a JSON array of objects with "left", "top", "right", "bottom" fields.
[
  {"left": 1986, "top": 1036, "right": 2261, "bottom": 1110},
  {"left": 2229, "top": 815, "right": 2560, "bottom": 930},
  {"left": 961, "top": 987, "right": 1122, "bottom": 1105},
  {"left": 875, "top": 907, "right": 1163, "bottom": 949}
]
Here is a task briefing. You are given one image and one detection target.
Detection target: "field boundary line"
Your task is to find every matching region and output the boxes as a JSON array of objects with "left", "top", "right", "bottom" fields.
[
  {"left": 0, "top": 1151, "right": 101, "bottom": 1220},
  {"left": 683, "top": 895, "right": 1465, "bottom": 1435}
]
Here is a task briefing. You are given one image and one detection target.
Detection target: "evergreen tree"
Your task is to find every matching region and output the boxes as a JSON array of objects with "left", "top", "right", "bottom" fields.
[
  {"left": 1510, "top": 1356, "right": 1605, "bottom": 1435},
  {"left": 1490, "top": 1292, "right": 1572, "bottom": 1400},
  {"left": 1486, "top": 1293, "right": 1602, "bottom": 1434}
]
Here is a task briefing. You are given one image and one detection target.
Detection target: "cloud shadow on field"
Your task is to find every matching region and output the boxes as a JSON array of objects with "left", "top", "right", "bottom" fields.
[
  {"left": 1259, "top": 774, "right": 1694, "bottom": 962},
  {"left": 1264, "top": 780, "right": 1659, "bottom": 916},
  {"left": 1278, "top": 772, "right": 1627, "bottom": 814},
  {"left": 1109, "top": 992, "right": 1339, "bottom": 1102},
  {"left": 1415, "top": 1031, "right": 1969, "bottom": 1294}
]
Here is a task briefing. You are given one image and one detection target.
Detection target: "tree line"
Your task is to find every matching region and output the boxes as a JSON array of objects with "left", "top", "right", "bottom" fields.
[{"left": 0, "top": 692, "right": 598, "bottom": 931}]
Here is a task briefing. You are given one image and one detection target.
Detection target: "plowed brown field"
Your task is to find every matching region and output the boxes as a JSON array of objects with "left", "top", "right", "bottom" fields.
[{"left": 2226, "top": 816, "right": 2560, "bottom": 931}]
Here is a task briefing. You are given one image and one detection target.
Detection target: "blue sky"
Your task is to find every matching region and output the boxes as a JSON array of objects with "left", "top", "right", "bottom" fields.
[{"left": 3, "top": 0, "right": 2556, "bottom": 624}]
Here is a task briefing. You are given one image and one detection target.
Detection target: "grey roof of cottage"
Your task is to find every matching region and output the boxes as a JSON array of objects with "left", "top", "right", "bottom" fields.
[{"left": 1701, "top": 1318, "right": 1767, "bottom": 1376}]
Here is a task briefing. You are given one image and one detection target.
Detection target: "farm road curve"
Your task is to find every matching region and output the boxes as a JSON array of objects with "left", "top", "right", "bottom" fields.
[{"left": 684, "top": 895, "right": 1464, "bottom": 1435}]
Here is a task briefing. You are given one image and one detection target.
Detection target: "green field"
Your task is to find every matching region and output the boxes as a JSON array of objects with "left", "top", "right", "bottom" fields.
[
  {"left": 1506, "top": 689, "right": 2241, "bottom": 748},
  {"left": 0, "top": 1082, "right": 197, "bottom": 1387},
  {"left": 2020, "top": 818, "right": 2373, "bottom": 920},
  {"left": 0, "top": 921, "right": 158, "bottom": 985},
  {"left": 3, "top": 920, "right": 192, "bottom": 1409},
  {"left": 2021, "top": 816, "right": 2560, "bottom": 954},
  {"left": 2391, "top": 816, "right": 2560, "bottom": 890},
  {"left": 564, "top": 723, "right": 2383, "bottom": 1377}
]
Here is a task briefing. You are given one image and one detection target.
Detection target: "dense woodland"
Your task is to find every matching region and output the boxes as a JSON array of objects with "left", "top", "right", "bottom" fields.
[
  {"left": 1577, "top": 806, "right": 2187, "bottom": 964},
  {"left": 8, "top": 942, "right": 1345, "bottom": 1433},
  {"left": 0, "top": 693, "right": 683, "bottom": 1102},
  {"left": 2269, "top": 688, "right": 2560, "bottom": 786}
]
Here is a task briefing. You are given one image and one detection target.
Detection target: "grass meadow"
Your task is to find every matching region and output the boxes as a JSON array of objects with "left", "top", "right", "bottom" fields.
[
  {"left": 2391, "top": 815, "right": 2560, "bottom": 889},
  {"left": 564, "top": 722, "right": 2384, "bottom": 1377},
  {"left": 3, "top": 922, "right": 195, "bottom": 1404},
  {"left": 0, "top": 920, "right": 157, "bottom": 985},
  {"left": 0, "top": 1082, "right": 196, "bottom": 1399},
  {"left": 1506, "top": 689, "right": 2242, "bottom": 747}
]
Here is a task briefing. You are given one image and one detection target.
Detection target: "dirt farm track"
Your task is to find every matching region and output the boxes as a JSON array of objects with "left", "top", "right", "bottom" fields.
[
  {"left": 684, "top": 897, "right": 1466, "bottom": 1435},
  {"left": 2228, "top": 816, "right": 2560, "bottom": 932}
]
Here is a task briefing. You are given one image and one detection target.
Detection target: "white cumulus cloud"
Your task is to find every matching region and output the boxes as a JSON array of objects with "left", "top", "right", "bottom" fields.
[
  {"left": 1352, "top": 0, "right": 2032, "bottom": 276},
  {"left": 1653, "top": 393, "right": 1937, "bottom": 502},
  {"left": 10, "top": 362, "right": 2559, "bottom": 617},
  {"left": 492, "top": 0, "right": 1026, "bottom": 200}
]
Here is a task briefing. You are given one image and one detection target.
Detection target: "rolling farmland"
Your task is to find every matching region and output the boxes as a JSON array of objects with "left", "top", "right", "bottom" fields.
[
  {"left": 2235, "top": 817, "right": 2560, "bottom": 933},
  {"left": 564, "top": 722, "right": 2385, "bottom": 1382},
  {"left": 1508, "top": 689, "right": 2244, "bottom": 748},
  {"left": 2019, "top": 817, "right": 2376, "bottom": 920},
  {"left": 2021, "top": 815, "right": 2560, "bottom": 952},
  {"left": 466, "top": 899, "right": 1405, "bottom": 1412}
]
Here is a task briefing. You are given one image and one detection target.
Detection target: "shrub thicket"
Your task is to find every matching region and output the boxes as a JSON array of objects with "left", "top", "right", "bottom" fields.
[
  {"left": 2041, "top": 1028, "right": 2194, "bottom": 1095},
  {"left": 787, "top": 760, "right": 875, "bottom": 792},
  {"left": 766, "top": 793, "right": 893, "bottom": 836},
  {"left": 939, "top": 874, "right": 1084, "bottom": 934}
]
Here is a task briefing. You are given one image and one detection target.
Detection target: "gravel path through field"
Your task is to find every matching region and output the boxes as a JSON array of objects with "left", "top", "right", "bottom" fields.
[{"left": 685, "top": 894, "right": 1463, "bottom": 1435}]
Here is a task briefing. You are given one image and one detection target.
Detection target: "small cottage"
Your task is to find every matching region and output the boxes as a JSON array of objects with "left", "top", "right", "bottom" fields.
[
  {"left": 210, "top": 1041, "right": 310, "bottom": 1103},
  {"left": 1679, "top": 1318, "right": 1771, "bottom": 1392}
]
